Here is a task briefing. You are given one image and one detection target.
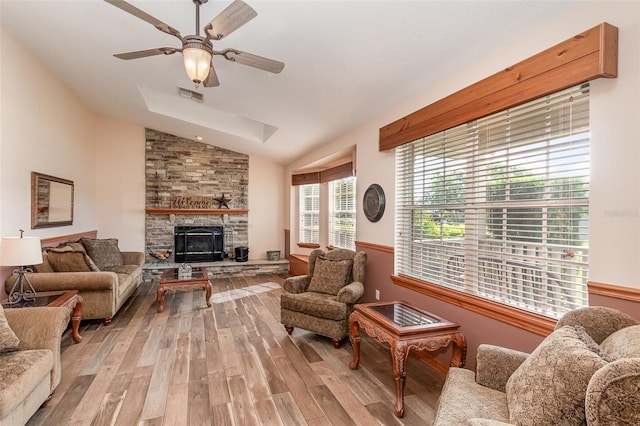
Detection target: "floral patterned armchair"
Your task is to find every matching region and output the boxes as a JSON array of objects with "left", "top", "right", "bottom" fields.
[
  {"left": 433, "top": 306, "right": 640, "bottom": 425},
  {"left": 280, "top": 248, "right": 366, "bottom": 347}
]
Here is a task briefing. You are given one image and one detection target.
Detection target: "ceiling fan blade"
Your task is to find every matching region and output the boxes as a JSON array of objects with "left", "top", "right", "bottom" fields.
[
  {"left": 114, "top": 47, "right": 180, "bottom": 60},
  {"left": 218, "top": 49, "right": 284, "bottom": 74},
  {"left": 104, "top": 0, "right": 183, "bottom": 41},
  {"left": 204, "top": 63, "right": 220, "bottom": 87},
  {"left": 205, "top": 0, "right": 257, "bottom": 41}
]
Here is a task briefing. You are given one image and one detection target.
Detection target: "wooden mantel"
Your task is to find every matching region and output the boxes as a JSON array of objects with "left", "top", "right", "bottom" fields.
[{"left": 146, "top": 209, "right": 248, "bottom": 215}]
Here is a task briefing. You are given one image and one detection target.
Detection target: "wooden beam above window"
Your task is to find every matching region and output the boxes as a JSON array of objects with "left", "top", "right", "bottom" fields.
[
  {"left": 320, "top": 162, "right": 353, "bottom": 183},
  {"left": 291, "top": 161, "right": 354, "bottom": 185},
  {"left": 379, "top": 22, "right": 618, "bottom": 151},
  {"left": 291, "top": 172, "right": 320, "bottom": 186}
]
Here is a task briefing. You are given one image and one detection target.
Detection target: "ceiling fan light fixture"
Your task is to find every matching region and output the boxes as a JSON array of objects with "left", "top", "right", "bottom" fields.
[{"left": 183, "top": 46, "right": 212, "bottom": 88}]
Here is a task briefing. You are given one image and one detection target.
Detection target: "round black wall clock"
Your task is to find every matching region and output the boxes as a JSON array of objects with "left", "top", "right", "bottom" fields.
[{"left": 363, "top": 184, "right": 386, "bottom": 222}]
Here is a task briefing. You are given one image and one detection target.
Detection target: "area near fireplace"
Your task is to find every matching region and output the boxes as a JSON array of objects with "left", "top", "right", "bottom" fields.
[{"left": 144, "top": 129, "right": 248, "bottom": 263}]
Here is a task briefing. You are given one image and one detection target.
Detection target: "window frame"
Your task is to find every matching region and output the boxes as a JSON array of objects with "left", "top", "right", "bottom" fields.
[
  {"left": 328, "top": 176, "right": 357, "bottom": 250},
  {"left": 382, "top": 24, "right": 617, "bottom": 336},
  {"left": 298, "top": 183, "right": 320, "bottom": 246},
  {"left": 395, "top": 84, "right": 590, "bottom": 328}
]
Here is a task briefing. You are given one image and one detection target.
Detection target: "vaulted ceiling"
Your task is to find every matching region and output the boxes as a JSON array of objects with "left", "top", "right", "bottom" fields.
[{"left": 0, "top": 1, "right": 578, "bottom": 164}]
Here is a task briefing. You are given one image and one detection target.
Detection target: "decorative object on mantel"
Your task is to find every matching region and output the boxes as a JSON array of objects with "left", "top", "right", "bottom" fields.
[
  {"left": 147, "top": 247, "right": 172, "bottom": 264},
  {"left": 363, "top": 184, "right": 386, "bottom": 222},
  {"left": 171, "top": 196, "right": 215, "bottom": 209},
  {"left": 214, "top": 193, "right": 231, "bottom": 209},
  {"left": 0, "top": 229, "right": 43, "bottom": 304},
  {"left": 152, "top": 171, "right": 162, "bottom": 207},
  {"left": 146, "top": 208, "right": 248, "bottom": 215}
]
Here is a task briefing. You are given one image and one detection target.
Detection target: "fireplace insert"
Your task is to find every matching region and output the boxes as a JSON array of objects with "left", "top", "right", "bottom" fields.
[{"left": 174, "top": 226, "right": 223, "bottom": 263}]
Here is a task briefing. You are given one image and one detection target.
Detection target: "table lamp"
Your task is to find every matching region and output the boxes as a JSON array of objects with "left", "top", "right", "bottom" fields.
[{"left": 0, "top": 230, "right": 43, "bottom": 304}]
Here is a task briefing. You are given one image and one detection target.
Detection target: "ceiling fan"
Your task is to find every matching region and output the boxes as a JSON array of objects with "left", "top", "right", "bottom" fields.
[{"left": 105, "top": 0, "right": 284, "bottom": 88}]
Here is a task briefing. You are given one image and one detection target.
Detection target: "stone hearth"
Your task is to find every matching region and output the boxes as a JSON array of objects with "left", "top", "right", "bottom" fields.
[{"left": 143, "top": 259, "right": 289, "bottom": 281}]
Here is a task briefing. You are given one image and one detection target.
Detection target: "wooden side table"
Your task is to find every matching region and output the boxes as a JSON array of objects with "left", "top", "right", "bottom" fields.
[
  {"left": 2, "top": 290, "right": 83, "bottom": 344},
  {"left": 156, "top": 266, "right": 212, "bottom": 313},
  {"left": 349, "top": 300, "right": 466, "bottom": 417}
]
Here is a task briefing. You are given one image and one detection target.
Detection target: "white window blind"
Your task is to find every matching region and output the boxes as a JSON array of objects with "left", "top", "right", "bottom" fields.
[
  {"left": 329, "top": 177, "right": 356, "bottom": 250},
  {"left": 396, "top": 83, "right": 590, "bottom": 318},
  {"left": 299, "top": 184, "right": 320, "bottom": 244}
]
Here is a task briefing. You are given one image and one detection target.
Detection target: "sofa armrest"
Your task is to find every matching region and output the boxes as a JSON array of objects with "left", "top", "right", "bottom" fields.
[
  {"left": 337, "top": 281, "right": 364, "bottom": 304},
  {"left": 6, "top": 271, "right": 117, "bottom": 293},
  {"left": 121, "top": 251, "right": 145, "bottom": 267},
  {"left": 585, "top": 358, "right": 640, "bottom": 425},
  {"left": 475, "top": 344, "right": 529, "bottom": 392},
  {"left": 283, "top": 275, "right": 311, "bottom": 294},
  {"left": 5, "top": 306, "right": 69, "bottom": 390}
]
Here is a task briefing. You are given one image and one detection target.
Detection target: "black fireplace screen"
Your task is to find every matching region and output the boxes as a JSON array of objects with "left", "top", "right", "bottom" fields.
[{"left": 174, "top": 226, "right": 223, "bottom": 263}]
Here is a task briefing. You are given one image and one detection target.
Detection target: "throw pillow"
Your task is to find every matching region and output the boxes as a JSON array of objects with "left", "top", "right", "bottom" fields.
[
  {"left": 307, "top": 257, "right": 353, "bottom": 295},
  {"left": 58, "top": 241, "right": 88, "bottom": 254},
  {"left": 81, "top": 238, "right": 123, "bottom": 270},
  {"left": 31, "top": 250, "right": 54, "bottom": 273},
  {"left": 0, "top": 305, "right": 19, "bottom": 353},
  {"left": 599, "top": 325, "right": 640, "bottom": 360},
  {"left": 47, "top": 248, "right": 100, "bottom": 272},
  {"left": 506, "top": 325, "right": 608, "bottom": 426}
]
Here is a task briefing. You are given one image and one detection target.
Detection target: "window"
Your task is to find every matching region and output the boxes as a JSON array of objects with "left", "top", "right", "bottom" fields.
[
  {"left": 299, "top": 183, "right": 320, "bottom": 244},
  {"left": 329, "top": 176, "right": 356, "bottom": 250},
  {"left": 396, "top": 83, "right": 590, "bottom": 319}
]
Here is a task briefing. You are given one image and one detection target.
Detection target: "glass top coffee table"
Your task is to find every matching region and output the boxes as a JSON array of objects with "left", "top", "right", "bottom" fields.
[
  {"left": 349, "top": 300, "right": 466, "bottom": 418},
  {"left": 156, "top": 266, "right": 212, "bottom": 313}
]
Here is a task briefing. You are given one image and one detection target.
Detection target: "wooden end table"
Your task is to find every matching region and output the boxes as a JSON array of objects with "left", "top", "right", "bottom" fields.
[
  {"left": 156, "top": 266, "right": 212, "bottom": 313},
  {"left": 349, "top": 300, "right": 466, "bottom": 417},
  {"left": 2, "top": 290, "right": 83, "bottom": 344}
]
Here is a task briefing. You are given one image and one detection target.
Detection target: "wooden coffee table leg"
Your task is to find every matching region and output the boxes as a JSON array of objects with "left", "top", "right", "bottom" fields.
[
  {"left": 391, "top": 341, "right": 410, "bottom": 417},
  {"left": 71, "top": 295, "right": 83, "bottom": 344},
  {"left": 156, "top": 285, "right": 165, "bottom": 313},
  {"left": 349, "top": 315, "right": 361, "bottom": 369},
  {"left": 205, "top": 280, "right": 212, "bottom": 308}
]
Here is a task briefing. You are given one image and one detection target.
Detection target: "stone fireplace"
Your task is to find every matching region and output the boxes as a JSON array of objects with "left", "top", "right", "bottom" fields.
[{"left": 145, "top": 129, "right": 248, "bottom": 263}]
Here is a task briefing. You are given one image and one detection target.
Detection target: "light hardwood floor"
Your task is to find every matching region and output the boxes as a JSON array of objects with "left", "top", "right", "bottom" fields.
[{"left": 27, "top": 274, "right": 445, "bottom": 425}]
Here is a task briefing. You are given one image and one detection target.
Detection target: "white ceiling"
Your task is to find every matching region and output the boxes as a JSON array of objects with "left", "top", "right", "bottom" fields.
[{"left": 0, "top": 0, "right": 578, "bottom": 165}]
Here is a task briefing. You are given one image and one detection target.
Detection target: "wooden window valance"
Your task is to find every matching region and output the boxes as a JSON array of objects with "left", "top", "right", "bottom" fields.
[
  {"left": 291, "top": 161, "right": 354, "bottom": 185},
  {"left": 379, "top": 22, "right": 618, "bottom": 151}
]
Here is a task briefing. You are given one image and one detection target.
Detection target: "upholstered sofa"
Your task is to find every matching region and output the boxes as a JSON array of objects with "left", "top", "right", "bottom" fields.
[
  {"left": 5, "top": 238, "right": 144, "bottom": 324},
  {"left": 281, "top": 248, "right": 367, "bottom": 347},
  {"left": 0, "top": 305, "right": 69, "bottom": 426},
  {"left": 433, "top": 306, "right": 640, "bottom": 425}
]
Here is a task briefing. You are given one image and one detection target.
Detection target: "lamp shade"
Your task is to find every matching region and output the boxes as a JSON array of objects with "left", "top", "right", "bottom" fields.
[
  {"left": 0, "top": 237, "right": 43, "bottom": 266},
  {"left": 183, "top": 47, "right": 212, "bottom": 86}
]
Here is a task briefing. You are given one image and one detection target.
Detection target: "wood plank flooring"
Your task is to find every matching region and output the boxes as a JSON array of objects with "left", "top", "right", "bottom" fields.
[{"left": 27, "top": 274, "right": 445, "bottom": 425}]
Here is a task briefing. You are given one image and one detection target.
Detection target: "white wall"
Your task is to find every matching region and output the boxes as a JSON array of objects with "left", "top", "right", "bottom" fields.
[
  {"left": 0, "top": 26, "right": 97, "bottom": 241},
  {"left": 248, "top": 155, "right": 285, "bottom": 259},
  {"left": 285, "top": 1, "right": 640, "bottom": 288},
  {"left": 0, "top": 25, "right": 286, "bottom": 262},
  {"left": 95, "top": 116, "right": 146, "bottom": 251}
]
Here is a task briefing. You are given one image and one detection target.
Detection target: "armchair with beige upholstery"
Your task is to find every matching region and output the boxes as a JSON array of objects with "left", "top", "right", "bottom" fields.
[
  {"left": 0, "top": 306, "right": 69, "bottom": 426},
  {"left": 281, "top": 248, "right": 367, "bottom": 347},
  {"left": 432, "top": 306, "right": 640, "bottom": 425}
]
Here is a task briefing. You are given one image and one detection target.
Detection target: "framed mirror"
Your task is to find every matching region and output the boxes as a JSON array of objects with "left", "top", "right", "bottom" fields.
[{"left": 31, "top": 172, "right": 74, "bottom": 229}]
